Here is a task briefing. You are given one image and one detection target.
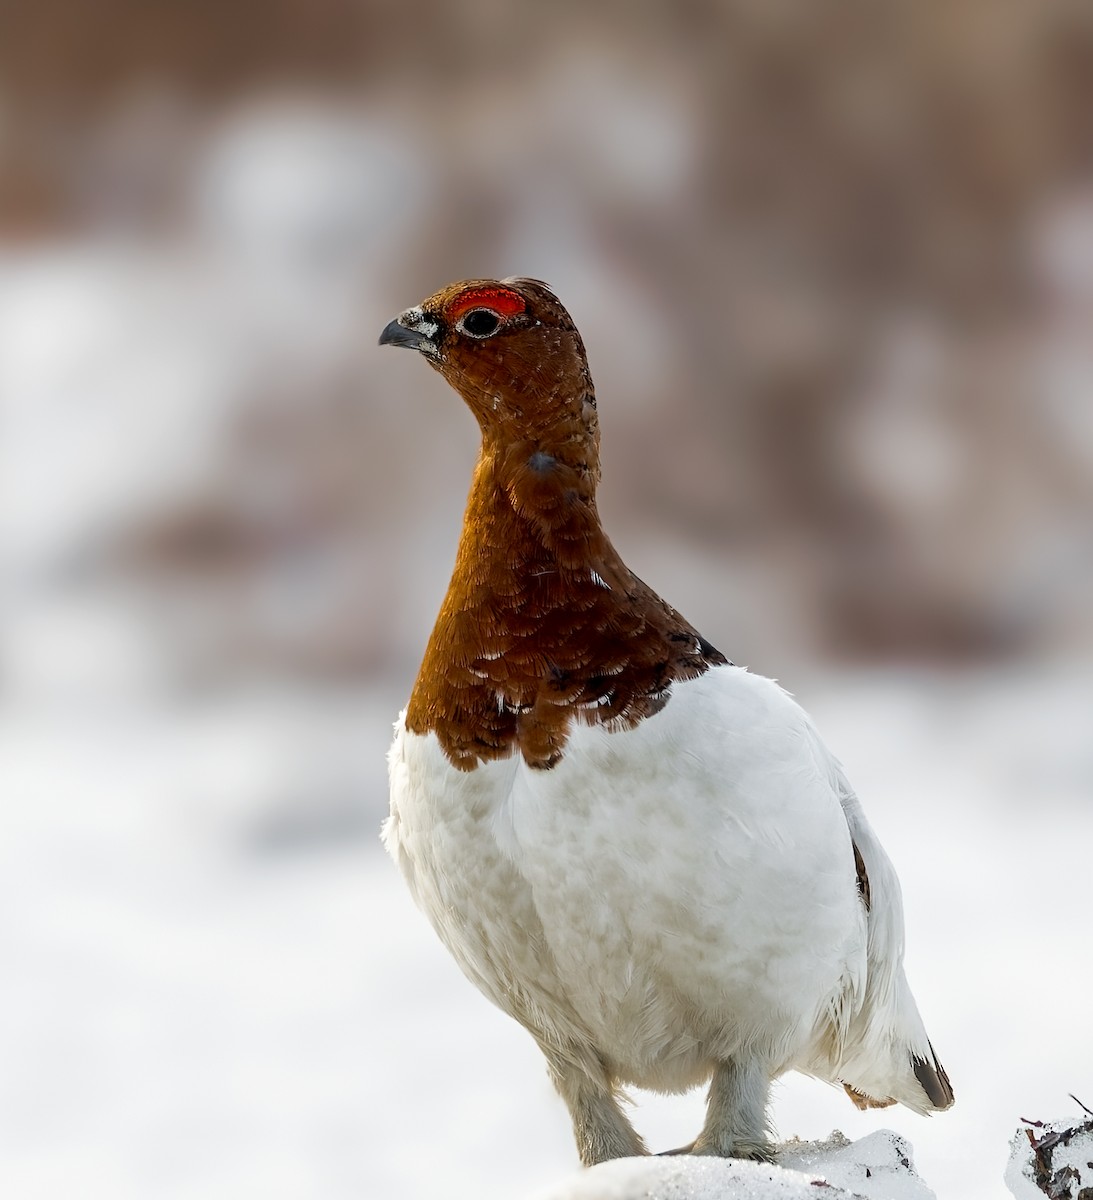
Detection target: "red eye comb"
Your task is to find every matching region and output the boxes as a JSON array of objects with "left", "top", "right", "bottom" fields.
[{"left": 446, "top": 286, "right": 527, "bottom": 320}]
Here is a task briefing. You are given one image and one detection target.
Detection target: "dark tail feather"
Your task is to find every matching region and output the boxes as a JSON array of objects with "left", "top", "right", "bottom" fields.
[{"left": 912, "top": 1043, "right": 955, "bottom": 1110}]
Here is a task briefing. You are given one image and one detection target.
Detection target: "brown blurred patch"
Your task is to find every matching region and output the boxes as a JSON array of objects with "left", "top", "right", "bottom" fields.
[{"left": 4, "top": 0, "right": 1093, "bottom": 678}]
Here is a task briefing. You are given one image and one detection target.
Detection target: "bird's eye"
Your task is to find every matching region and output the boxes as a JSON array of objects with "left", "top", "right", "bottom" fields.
[{"left": 458, "top": 308, "right": 502, "bottom": 338}]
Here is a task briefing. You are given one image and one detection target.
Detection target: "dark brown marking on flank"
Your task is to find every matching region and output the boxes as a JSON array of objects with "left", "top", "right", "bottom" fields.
[{"left": 852, "top": 840, "right": 871, "bottom": 911}]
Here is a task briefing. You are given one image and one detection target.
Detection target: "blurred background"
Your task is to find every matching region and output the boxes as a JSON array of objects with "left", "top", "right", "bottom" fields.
[{"left": 2, "top": 2, "right": 1091, "bottom": 1198}]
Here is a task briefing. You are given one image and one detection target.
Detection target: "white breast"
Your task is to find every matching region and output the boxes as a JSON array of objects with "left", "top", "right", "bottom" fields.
[{"left": 385, "top": 665, "right": 868, "bottom": 1092}]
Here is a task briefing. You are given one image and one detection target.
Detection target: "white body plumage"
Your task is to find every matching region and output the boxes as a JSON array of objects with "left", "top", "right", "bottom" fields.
[{"left": 385, "top": 664, "right": 937, "bottom": 1111}]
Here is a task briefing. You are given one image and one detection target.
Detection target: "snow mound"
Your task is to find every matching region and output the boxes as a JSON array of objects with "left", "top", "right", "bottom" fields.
[
  {"left": 528, "top": 1130, "right": 934, "bottom": 1200},
  {"left": 526, "top": 1155, "right": 847, "bottom": 1200},
  {"left": 781, "top": 1130, "right": 935, "bottom": 1198},
  {"left": 1005, "top": 1110, "right": 1093, "bottom": 1199}
]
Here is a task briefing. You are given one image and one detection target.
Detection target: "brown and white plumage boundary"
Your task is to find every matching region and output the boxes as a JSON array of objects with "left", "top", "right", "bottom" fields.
[{"left": 380, "top": 277, "right": 952, "bottom": 1166}]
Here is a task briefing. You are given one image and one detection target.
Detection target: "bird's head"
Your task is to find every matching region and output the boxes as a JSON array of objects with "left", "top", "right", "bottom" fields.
[{"left": 379, "top": 278, "right": 598, "bottom": 451}]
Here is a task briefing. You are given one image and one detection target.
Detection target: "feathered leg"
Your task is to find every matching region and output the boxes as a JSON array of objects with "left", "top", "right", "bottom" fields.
[
  {"left": 543, "top": 1049, "right": 647, "bottom": 1166},
  {"left": 691, "top": 1058, "right": 775, "bottom": 1161}
]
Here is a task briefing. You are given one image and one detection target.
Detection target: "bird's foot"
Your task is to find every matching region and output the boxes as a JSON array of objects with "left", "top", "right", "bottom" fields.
[
  {"left": 658, "top": 1132, "right": 776, "bottom": 1161},
  {"left": 690, "top": 1134, "right": 776, "bottom": 1163},
  {"left": 579, "top": 1131, "right": 648, "bottom": 1166}
]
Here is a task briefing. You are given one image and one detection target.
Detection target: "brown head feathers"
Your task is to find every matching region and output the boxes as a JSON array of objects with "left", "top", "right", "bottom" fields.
[{"left": 381, "top": 278, "right": 727, "bottom": 770}]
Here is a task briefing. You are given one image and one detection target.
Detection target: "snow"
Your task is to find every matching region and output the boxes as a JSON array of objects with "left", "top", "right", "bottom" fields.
[
  {"left": 780, "top": 1130, "right": 934, "bottom": 1198},
  {"left": 530, "top": 1131, "right": 935, "bottom": 1199},
  {"left": 528, "top": 1154, "right": 851, "bottom": 1199},
  {"left": 2, "top": 670, "right": 1091, "bottom": 1200},
  {"left": 1005, "top": 1111, "right": 1093, "bottom": 1200}
]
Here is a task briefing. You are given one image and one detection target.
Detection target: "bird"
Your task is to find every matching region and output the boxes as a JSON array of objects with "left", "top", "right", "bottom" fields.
[{"left": 378, "top": 276, "right": 953, "bottom": 1166}]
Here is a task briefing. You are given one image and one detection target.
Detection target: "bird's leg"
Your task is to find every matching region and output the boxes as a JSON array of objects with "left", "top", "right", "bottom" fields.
[
  {"left": 543, "top": 1051, "right": 647, "bottom": 1166},
  {"left": 690, "top": 1058, "right": 775, "bottom": 1161}
]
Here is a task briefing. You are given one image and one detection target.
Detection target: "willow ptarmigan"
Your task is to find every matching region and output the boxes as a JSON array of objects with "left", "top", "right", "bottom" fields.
[{"left": 379, "top": 277, "right": 953, "bottom": 1166}]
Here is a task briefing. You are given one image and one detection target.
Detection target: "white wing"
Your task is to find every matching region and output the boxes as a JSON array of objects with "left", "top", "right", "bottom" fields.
[{"left": 808, "top": 731, "right": 953, "bottom": 1112}]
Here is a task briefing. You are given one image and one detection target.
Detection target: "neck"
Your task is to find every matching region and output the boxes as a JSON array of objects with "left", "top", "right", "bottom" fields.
[{"left": 405, "top": 433, "right": 727, "bottom": 771}]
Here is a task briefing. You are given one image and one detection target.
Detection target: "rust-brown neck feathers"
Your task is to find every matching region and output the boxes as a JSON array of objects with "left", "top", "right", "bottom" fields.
[{"left": 382, "top": 277, "right": 726, "bottom": 770}]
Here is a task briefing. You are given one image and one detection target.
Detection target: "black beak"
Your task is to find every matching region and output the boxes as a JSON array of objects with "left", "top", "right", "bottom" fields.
[{"left": 379, "top": 318, "right": 430, "bottom": 351}]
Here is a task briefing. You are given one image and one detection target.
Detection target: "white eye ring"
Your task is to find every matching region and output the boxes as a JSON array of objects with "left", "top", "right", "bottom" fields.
[{"left": 456, "top": 308, "right": 502, "bottom": 338}]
